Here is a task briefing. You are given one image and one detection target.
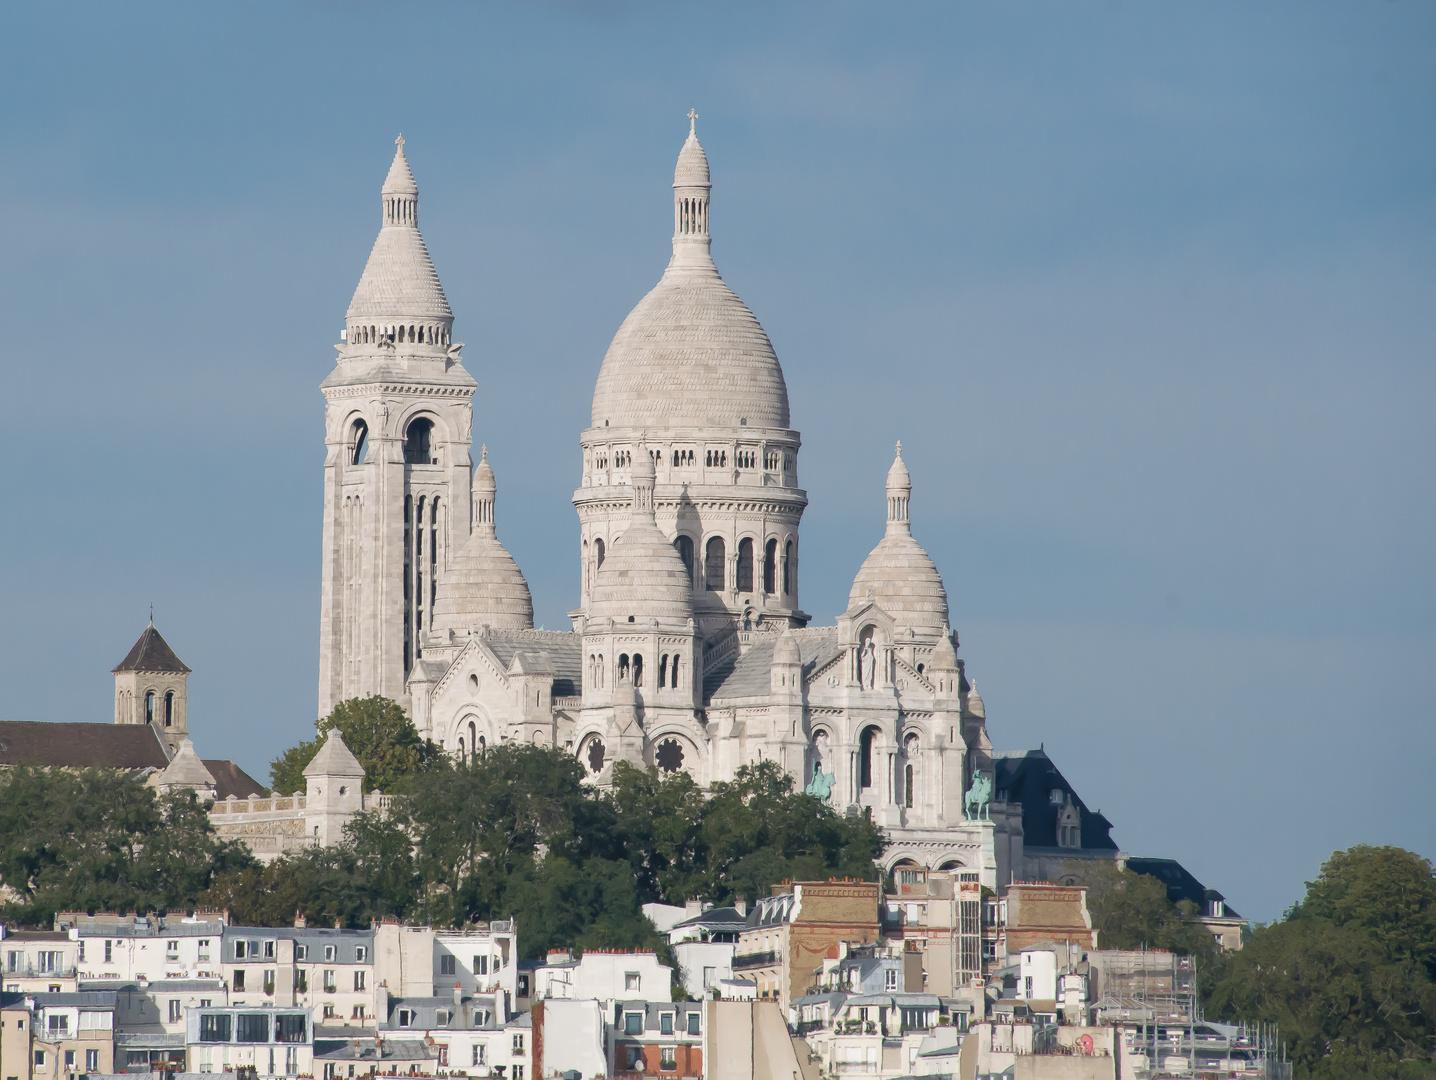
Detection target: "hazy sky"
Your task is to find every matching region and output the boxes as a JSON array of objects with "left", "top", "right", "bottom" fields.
[{"left": 1, "top": 3, "right": 1431, "bottom": 922}]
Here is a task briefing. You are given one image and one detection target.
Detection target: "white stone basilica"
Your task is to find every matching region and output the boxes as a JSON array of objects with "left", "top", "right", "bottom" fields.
[{"left": 316, "top": 123, "right": 1016, "bottom": 885}]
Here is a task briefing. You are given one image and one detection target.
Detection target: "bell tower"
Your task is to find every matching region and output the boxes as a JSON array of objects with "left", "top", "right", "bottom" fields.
[
  {"left": 317, "top": 137, "right": 477, "bottom": 718},
  {"left": 112, "top": 620, "right": 191, "bottom": 756}
]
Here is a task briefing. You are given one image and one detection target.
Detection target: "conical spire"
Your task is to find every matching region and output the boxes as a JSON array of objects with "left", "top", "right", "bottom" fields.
[{"left": 346, "top": 136, "right": 453, "bottom": 338}]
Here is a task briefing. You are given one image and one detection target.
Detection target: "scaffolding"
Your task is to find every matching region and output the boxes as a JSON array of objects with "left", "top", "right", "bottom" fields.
[{"left": 1089, "top": 948, "right": 1289, "bottom": 1079}]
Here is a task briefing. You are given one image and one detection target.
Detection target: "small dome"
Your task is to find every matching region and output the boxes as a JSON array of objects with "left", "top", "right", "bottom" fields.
[
  {"left": 849, "top": 443, "right": 950, "bottom": 638},
  {"left": 431, "top": 449, "right": 534, "bottom": 632},
  {"left": 849, "top": 534, "right": 950, "bottom": 637},
  {"left": 430, "top": 532, "right": 535, "bottom": 632},
  {"left": 589, "top": 447, "right": 693, "bottom": 622},
  {"left": 773, "top": 629, "right": 801, "bottom": 666},
  {"left": 674, "top": 126, "right": 711, "bottom": 189}
]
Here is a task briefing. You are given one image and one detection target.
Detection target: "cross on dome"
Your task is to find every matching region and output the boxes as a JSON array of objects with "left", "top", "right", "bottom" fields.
[
  {"left": 396, "top": 133, "right": 405, "bottom": 151},
  {"left": 687, "top": 108, "right": 698, "bottom": 135}
]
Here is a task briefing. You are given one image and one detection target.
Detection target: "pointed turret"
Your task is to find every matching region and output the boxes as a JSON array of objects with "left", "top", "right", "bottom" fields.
[
  {"left": 345, "top": 136, "right": 454, "bottom": 347},
  {"left": 155, "top": 739, "right": 217, "bottom": 798}
]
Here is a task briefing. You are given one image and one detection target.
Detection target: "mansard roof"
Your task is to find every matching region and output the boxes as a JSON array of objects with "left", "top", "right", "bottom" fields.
[
  {"left": 112, "top": 624, "right": 191, "bottom": 674},
  {"left": 992, "top": 748, "right": 1117, "bottom": 852},
  {"left": 0, "top": 721, "right": 169, "bottom": 770},
  {"left": 1124, "top": 857, "right": 1241, "bottom": 919}
]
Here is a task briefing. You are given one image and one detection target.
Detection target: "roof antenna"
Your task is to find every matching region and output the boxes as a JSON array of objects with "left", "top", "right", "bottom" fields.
[{"left": 149, "top": 602, "right": 154, "bottom": 627}]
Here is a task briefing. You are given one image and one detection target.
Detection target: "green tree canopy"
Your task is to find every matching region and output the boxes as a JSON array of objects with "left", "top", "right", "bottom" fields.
[
  {"left": 1205, "top": 845, "right": 1436, "bottom": 1080},
  {"left": 269, "top": 695, "right": 435, "bottom": 795},
  {"left": 0, "top": 765, "right": 256, "bottom": 926},
  {"left": 1082, "top": 861, "right": 1219, "bottom": 957}
]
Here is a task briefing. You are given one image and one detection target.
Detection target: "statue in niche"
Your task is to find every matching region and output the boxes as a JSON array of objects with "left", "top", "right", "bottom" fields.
[
  {"left": 859, "top": 639, "right": 877, "bottom": 689},
  {"left": 806, "top": 761, "right": 835, "bottom": 802}
]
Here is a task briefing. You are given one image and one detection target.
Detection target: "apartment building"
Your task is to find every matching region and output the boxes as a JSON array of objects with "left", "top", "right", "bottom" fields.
[{"left": 0, "top": 933, "right": 77, "bottom": 995}]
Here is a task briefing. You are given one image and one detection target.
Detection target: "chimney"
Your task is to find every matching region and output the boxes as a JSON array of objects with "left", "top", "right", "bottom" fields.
[
  {"left": 685, "top": 898, "right": 702, "bottom": 917},
  {"left": 453, "top": 983, "right": 462, "bottom": 1008},
  {"left": 294, "top": 912, "right": 307, "bottom": 929},
  {"left": 733, "top": 895, "right": 747, "bottom": 917}
]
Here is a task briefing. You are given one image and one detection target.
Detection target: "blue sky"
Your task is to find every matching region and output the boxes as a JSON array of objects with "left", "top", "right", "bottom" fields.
[{"left": 0, "top": 2, "right": 1431, "bottom": 922}]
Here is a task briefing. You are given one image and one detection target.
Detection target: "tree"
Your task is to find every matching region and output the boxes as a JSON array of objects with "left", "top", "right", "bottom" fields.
[
  {"left": 1081, "top": 862, "right": 1217, "bottom": 958},
  {"left": 1204, "top": 845, "right": 1436, "bottom": 1080},
  {"left": 268, "top": 695, "right": 435, "bottom": 795},
  {"left": 0, "top": 765, "right": 256, "bottom": 926},
  {"left": 1205, "top": 918, "right": 1436, "bottom": 1079},
  {"left": 1290, "top": 846, "right": 1436, "bottom": 980}
]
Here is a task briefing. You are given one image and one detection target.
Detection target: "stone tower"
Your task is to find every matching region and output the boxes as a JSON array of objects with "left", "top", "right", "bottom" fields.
[
  {"left": 575, "top": 115, "right": 808, "bottom": 634},
  {"left": 317, "top": 137, "right": 477, "bottom": 718},
  {"left": 112, "top": 621, "right": 190, "bottom": 755}
]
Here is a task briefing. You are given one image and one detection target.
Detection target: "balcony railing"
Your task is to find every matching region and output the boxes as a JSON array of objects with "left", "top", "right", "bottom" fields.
[{"left": 730, "top": 951, "right": 777, "bottom": 972}]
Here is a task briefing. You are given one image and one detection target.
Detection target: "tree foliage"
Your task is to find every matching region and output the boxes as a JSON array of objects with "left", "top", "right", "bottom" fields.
[
  {"left": 1082, "top": 861, "right": 1220, "bottom": 958},
  {"left": 1205, "top": 846, "right": 1436, "bottom": 1080},
  {"left": 268, "top": 695, "right": 435, "bottom": 795},
  {"left": 0, "top": 765, "right": 257, "bottom": 926},
  {"left": 217, "top": 746, "right": 884, "bottom": 961}
]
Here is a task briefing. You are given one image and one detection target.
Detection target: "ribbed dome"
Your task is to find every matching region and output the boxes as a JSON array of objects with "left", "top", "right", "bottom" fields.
[
  {"left": 589, "top": 449, "right": 694, "bottom": 621},
  {"left": 347, "top": 139, "right": 452, "bottom": 323},
  {"left": 592, "top": 275, "right": 789, "bottom": 429},
  {"left": 848, "top": 442, "right": 950, "bottom": 638},
  {"left": 430, "top": 532, "right": 535, "bottom": 632},
  {"left": 431, "top": 448, "right": 534, "bottom": 632},
  {"left": 849, "top": 533, "right": 950, "bottom": 637},
  {"left": 589, "top": 122, "right": 789, "bottom": 431}
]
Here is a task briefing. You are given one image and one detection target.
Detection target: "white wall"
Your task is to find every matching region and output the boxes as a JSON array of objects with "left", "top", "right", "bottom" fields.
[{"left": 540, "top": 1000, "right": 606, "bottom": 1078}]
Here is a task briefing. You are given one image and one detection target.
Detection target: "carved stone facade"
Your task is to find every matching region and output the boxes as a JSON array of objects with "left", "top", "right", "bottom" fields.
[{"left": 313, "top": 123, "right": 1121, "bottom": 890}]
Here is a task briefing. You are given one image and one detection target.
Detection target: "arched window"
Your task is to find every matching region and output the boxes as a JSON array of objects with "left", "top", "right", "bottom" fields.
[
  {"left": 145, "top": 691, "right": 156, "bottom": 725},
  {"left": 674, "top": 535, "right": 695, "bottom": 586},
  {"left": 783, "top": 540, "right": 793, "bottom": 595},
  {"left": 736, "top": 538, "right": 754, "bottom": 593},
  {"left": 403, "top": 418, "right": 434, "bottom": 465},
  {"left": 632, "top": 654, "right": 643, "bottom": 688},
  {"left": 595, "top": 538, "right": 606, "bottom": 570},
  {"left": 585, "top": 737, "right": 606, "bottom": 775},
  {"left": 763, "top": 538, "right": 777, "bottom": 595},
  {"left": 468, "top": 721, "right": 477, "bottom": 762},
  {"left": 618, "top": 654, "right": 630, "bottom": 684},
  {"left": 659, "top": 655, "right": 669, "bottom": 687},
  {"left": 670, "top": 654, "right": 681, "bottom": 688},
  {"left": 705, "top": 537, "right": 726, "bottom": 591},
  {"left": 164, "top": 691, "right": 175, "bottom": 728},
  {"left": 351, "top": 420, "right": 369, "bottom": 465},
  {"left": 859, "top": 726, "right": 877, "bottom": 789}
]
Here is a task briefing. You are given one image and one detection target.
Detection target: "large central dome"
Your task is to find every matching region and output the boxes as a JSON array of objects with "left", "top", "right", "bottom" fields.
[{"left": 589, "top": 123, "right": 790, "bottom": 431}]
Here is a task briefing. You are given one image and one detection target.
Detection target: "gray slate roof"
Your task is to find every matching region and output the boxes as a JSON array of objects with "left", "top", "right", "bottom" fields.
[
  {"left": 482, "top": 629, "right": 584, "bottom": 697},
  {"left": 112, "top": 625, "right": 191, "bottom": 674},
  {"left": 0, "top": 722, "right": 169, "bottom": 771},
  {"left": 706, "top": 628, "right": 841, "bottom": 703}
]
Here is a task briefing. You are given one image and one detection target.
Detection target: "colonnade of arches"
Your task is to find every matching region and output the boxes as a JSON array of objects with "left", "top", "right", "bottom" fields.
[
  {"left": 347, "top": 322, "right": 451, "bottom": 347},
  {"left": 811, "top": 722, "right": 933, "bottom": 814}
]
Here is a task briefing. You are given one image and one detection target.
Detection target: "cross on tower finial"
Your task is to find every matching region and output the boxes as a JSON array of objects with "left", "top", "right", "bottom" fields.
[
  {"left": 396, "top": 133, "right": 405, "bottom": 152},
  {"left": 480, "top": 443, "right": 488, "bottom": 463},
  {"left": 895, "top": 440, "right": 902, "bottom": 457},
  {"left": 687, "top": 108, "right": 698, "bottom": 135}
]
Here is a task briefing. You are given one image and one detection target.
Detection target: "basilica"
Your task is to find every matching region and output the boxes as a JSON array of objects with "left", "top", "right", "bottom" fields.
[{"left": 312, "top": 121, "right": 1114, "bottom": 889}]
